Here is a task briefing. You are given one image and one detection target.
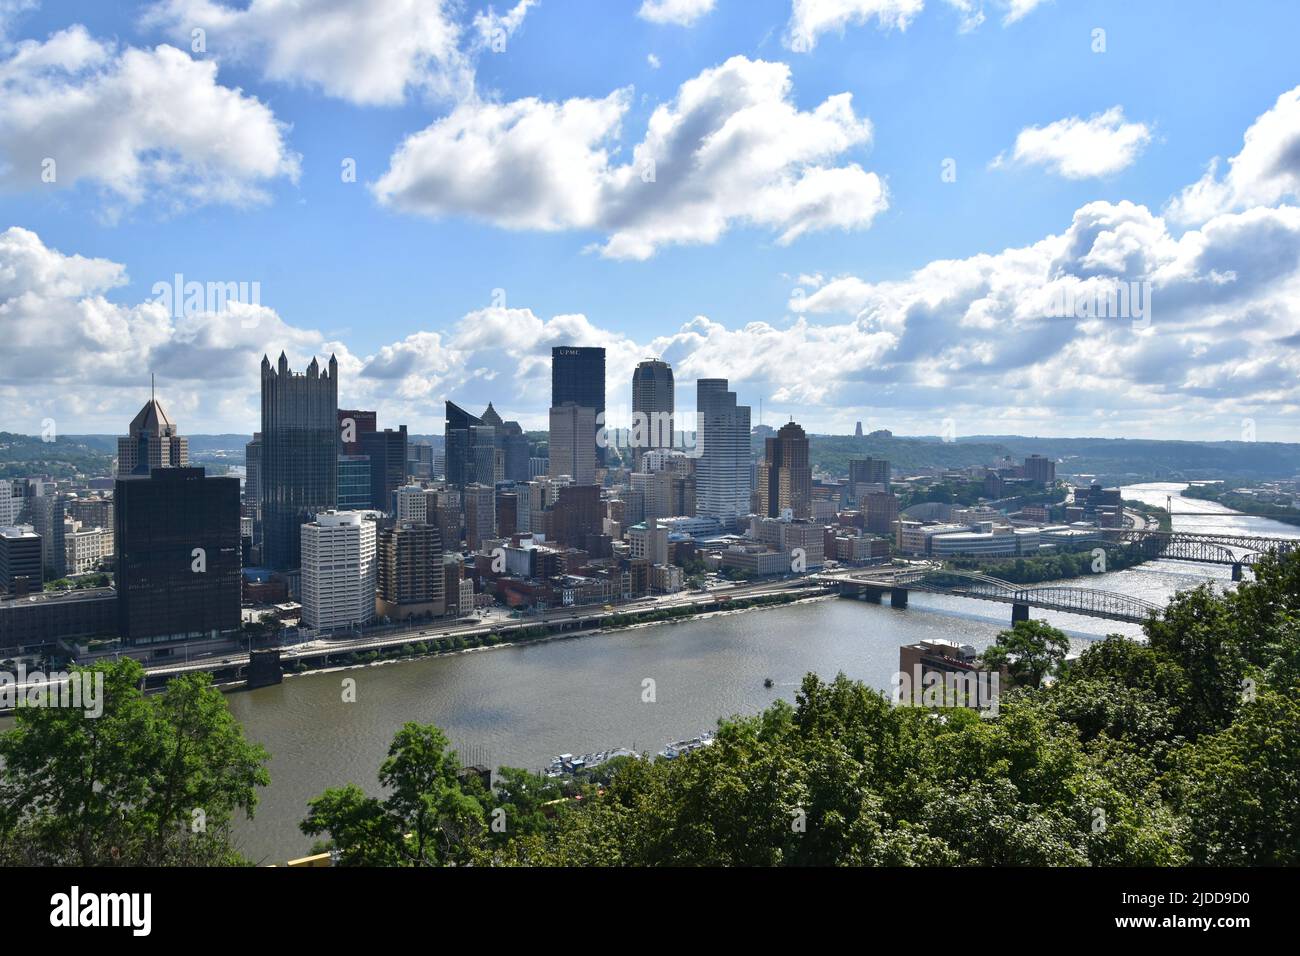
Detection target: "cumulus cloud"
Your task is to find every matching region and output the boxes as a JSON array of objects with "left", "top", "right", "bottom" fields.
[
  {"left": 0, "top": 26, "right": 299, "bottom": 212},
  {"left": 1167, "top": 84, "right": 1300, "bottom": 224},
  {"left": 141, "top": 0, "right": 525, "bottom": 106},
  {"left": 638, "top": 0, "right": 716, "bottom": 27},
  {"left": 373, "top": 55, "right": 887, "bottom": 259},
  {"left": 785, "top": 0, "right": 923, "bottom": 50},
  {"left": 993, "top": 107, "right": 1152, "bottom": 179}
]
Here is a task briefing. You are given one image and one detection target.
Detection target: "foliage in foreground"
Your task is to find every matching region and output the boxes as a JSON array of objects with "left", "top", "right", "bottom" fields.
[
  {"left": 0, "top": 659, "right": 270, "bottom": 866},
  {"left": 305, "top": 548, "right": 1300, "bottom": 866}
]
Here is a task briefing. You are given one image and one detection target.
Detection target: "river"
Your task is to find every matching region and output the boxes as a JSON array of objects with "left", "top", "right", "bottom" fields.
[{"left": 24, "top": 482, "right": 1300, "bottom": 863}]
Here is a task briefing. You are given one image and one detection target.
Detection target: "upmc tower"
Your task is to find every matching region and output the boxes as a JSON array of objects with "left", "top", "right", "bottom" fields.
[{"left": 551, "top": 346, "right": 606, "bottom": 466}]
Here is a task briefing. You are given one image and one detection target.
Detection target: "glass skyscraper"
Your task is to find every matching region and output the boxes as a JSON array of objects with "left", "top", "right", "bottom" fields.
[
  {"left": 114, "top": 467, "right": 241, "bottom": 644},
  {"left": 260, "top": 352, "right": 339, "bottom": 570},
  {"left": 551, "top": 346, "right": 605, "bottom": 466},
  {"left": 695, "top": 378, "right": 752, "bottom": 526}
]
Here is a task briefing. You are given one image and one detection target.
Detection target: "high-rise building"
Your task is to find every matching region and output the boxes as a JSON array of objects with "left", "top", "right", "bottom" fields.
[
  {"left": 337, "top": 455, "right": 372, "bottom": 510},
  {"left": 337, "top": 409, "right": 377, "bottom": 455},
  {"left": 1024, "top": 454, "right": 1056, "bottom": 486},
  {"left": 300, "top": 511, "right": 376, "bottom": 631},
  {"left": 117, "top": 388, "right": 188, "bottom": 476},
  {"left": 27, "top": 493, "right": 66, "bottom": 577},
  {"left": 463, "top": 484, "right": 496, "bottom": 551},
  {"left": 632, "top": 358, "right": 674, "bottom": 468},
  {"left": 695, "top": 379, "right": 752, "bottom": 525},
  {"left": 394, "top": 485, "right": 429, "bottom": 524},
  {"left": 0, "top": 525, "right": 42, "bottom": 597},
  {"left": 862, "top": 491, "right": 900, "bottom": 536},
  {"left": 549, "top": 403, "right": 597, "bottom": 485},
  {"left": 445, "top": 401, "right": 490, "bottom": 488},
  {"left": 552, "top": 346, "right": 605, "bottom": 466},
  {"left": 360, "top": 426, "right": 408, "bottom": 511},
  {"left": 376, "top": 522, "right": 445, "bottom": 620},
  {"left": 629, "top": 517, "right": 669, "bottom": 566},
  {"left": 244, "top": 433, "right": 261, "bottom": 512},
  {"left": 757, "top": 420, "right": 811, "bottom": 519},
  {"left": 849, "top": 457, "right": 890, "bottom": 493},
  {"left": 0, "top": 480, "right": 21, "bottom": 527},
  {"left": 260, "top": 352, "right": 339, "bottom": 570},
  {"left": 114, "top": 467, "right": 241, "bottom": 644}
]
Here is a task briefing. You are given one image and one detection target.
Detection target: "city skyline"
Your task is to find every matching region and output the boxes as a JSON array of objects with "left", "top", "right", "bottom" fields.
[{"left": 2, "top": 1, "right": 1300, "bottom": 442}]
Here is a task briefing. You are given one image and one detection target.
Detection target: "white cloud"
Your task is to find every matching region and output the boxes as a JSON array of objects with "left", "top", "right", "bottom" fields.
[
  {"left": 373, "top": 55, "right": 887, "bottom": 259},
  {"left": 0, "top": 26, "right": 299, "bottom": 212},
  {"left": 1168, "top": 84, "right": 1300, "bottom": 224},
  {"left": 638, "top": 0, "right": 716, "bottom": 27},
  {"left": 786, "top": 0, "right": 923, "bottom": 51},
  {"left": 141, "top": 0, "right": 496, "bottom": 106},
  {"left": 994, "top": 107, "right": 1152, "bottom": 179},
  {"left": 647, "top": 53, "right": 661, "bottom": 69}
]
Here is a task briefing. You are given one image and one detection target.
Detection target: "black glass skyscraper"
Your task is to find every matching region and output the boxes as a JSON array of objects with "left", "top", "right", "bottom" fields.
[
  {"left": 260, "top": 352, "right": 339, "bottom": 570},
  {"left": 360, "top": 426, "right": 408, "bottom": 511},
  {"left": 551, "top": 346, "right": 605, "bottom": 466},
  {"left": 115, "top": 467, "right": 241, "bottom": 644}
]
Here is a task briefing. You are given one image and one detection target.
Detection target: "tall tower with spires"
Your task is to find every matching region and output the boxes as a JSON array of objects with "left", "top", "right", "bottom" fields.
[{"left": 260, "top": 352, "right": 339, "bottom": 570}]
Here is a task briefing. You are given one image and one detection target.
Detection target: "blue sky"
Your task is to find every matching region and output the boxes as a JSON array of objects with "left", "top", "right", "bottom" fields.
[{"left": 1, "top": 0, "right": 1298, "bottom": 441}]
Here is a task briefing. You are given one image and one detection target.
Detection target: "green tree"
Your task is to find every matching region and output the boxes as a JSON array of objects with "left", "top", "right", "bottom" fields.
[
  {"left": 979, "top": 620, "right": 1069, "bottom": 688},
  {"left": 0, "top": 659, "right": 269, "bottom": 866},
  {"left": 301, "top": 722, "right": 486, "bottom": 866}
]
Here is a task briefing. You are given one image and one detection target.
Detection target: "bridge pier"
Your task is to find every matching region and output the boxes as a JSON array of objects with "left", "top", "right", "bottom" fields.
[
  {"left": 1232, "top": 562, "right": 1243, "bottom": 582},
  {"left": 246, "top": 649, "right": 283, "bottom": 689},
  {"left": 862, "top": 588, "right": 882, "bottom": 604},
  {"left": 890, "top": 588, "right": 909, "bottom": 609},
  {"left": 1011, "top": 603, "right": 1030, "bottom": 624}
]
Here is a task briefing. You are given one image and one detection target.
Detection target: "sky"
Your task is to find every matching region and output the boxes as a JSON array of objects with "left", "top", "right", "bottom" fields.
[{"left": 1, "top": 0, "right": 1298, "bottom": 441}]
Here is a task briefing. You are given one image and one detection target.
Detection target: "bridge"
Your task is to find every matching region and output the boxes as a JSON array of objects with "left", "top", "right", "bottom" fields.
[
  {"left": 816, "top": 566, "right": 1164, "bottom": 625},
  {"left": 1069, "top": 529, "right": 1295, "bottom": 579}
]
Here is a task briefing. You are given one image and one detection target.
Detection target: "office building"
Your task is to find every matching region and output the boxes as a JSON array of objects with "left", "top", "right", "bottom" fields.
[
  {"left": 301, "top": 511, "right": 377, "bottom": 631},
  {"left": 695, "top": 378, "right": 752, "bottom": 525},
  {"left": 0, "top": 525, "right": 42, "bottom": 597},
  {"left": 552, "top": 346, "right": 605, "bottom": 466},
  {"left": 549, "top": 403, "right": 597, "bottom": 485},
  {"left": 376, "top": 521, "right": 445, "bottom": 620},
  {"left": 463, "top": 484, "right": 496, "bottom": 551},
  {"left": 632, "top": 358, "right": 674, "bottom": 467},
  {"left": 757, "top": 420, "right": 811, "bottom": 519},
  {"left": 1024, "top": 455, "right": 1056, "bottom": 486},
  {"left": 338, "top": 455, "right": 372, "bottom": 510},
  {"left": 260, "top": 353, "right": 339, "bottom": 570},
  {"left": 849, "top": 457, "right": 890, "bottom": 494},
  {"left": 115, "top": 467, "right": 241, "bottom": 644},
  {"left": 244, "top": 433, "right": 262, "bottom": 512},
  {"left": 117, "top": 389, "right": 188, "bottom": 476},
  {"left": 337, "top": 409, "right": 377, "bottom": 454},
  {"left": 360, "top": 426, "right": 408, "bottom": 511}
]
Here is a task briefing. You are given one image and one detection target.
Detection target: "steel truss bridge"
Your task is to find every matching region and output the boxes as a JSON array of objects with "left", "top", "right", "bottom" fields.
[
  {"left": 1060, "top": 529, "right": 1295, "bottom": 575},
  {"left": 817, "top": 567, "right": 1163, "bottom": 624}
]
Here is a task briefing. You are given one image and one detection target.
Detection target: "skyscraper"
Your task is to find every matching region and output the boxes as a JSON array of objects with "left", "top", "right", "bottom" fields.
[
  {"left": 695, "top": 379, "right": 752, "bottom": 525},
  {"left": 360, "top": 426, "right": 408, "bottom": 511},
  {"left": 549, "top": 403, "right": 597, "bottom": 485},
  {"left": 757, "top": 420, "right": 811, "bottom": 519},
  {"left": 445, "top": 401, "right": 495, "bottom": 488},
  {"left": 114, "top": 467, "right": 241, "bottom": 644},
  {"left": 300, "top": 511, "right": 376, "bottom": 631},
  {"left": 337, "top": 409, "right": 377, "bottom": 454},
  {"left": 632, "top": 358, "right": 674, "bottom": 468},
  {"left": 552, "top": 346, "right": 605, "bottom": 466},
  {"left": 377, "top": 522, "right": 445, "bottom": 621},
  {"left": 244, "top": 433, "right": 261, "bottom": 513},
  {"left": 260, "top": 352, "right": 339, "bottom": 570},
  {"left": 117, "top": 387, "right": 188, "bottom": 476}
]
